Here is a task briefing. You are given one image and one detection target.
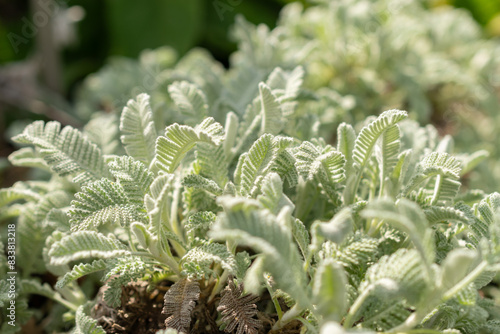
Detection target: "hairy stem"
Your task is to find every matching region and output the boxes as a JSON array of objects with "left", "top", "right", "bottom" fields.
[
  {"left": 343, "top": 284, "right": 374, "bottom": 328},
  {"left": 132, "top": 251, "right": 180, "bottom": 275},
  {"left": 296, "top": 316, "right": 319, "bottom": 334},
  {"left": 443, "top": 260, "right": 488, "bottom": 300},
  {"left": 272, "top": 304, "right": 303, "bottom": 330},
  {"left": 295, "top": 179, "right": 319, "bottom": 221},
  {"left": 170, "top": 176, "right": 186, "bottom": 257},
  {"left": 208, "top": 270, "right": 230, "bottom": 303},
  {"left": 390, "top": 261, "right": 489, "bottom": 333},
  {"left": 57, "top": 284, "right": 86, "bottom": 307},
  {"left": 429, "top": 174, "right": 442, "bottom": 206},
  {"left": 53, "top": 295, "right": 80, "bottom": 312},
  {"left": 265, "top": 278, "right": 283, "bottom": 321},
  {"left": 229, "top": 115, "right": 261, "bottom": 163},
  {"left": 344, "top": 173, "right": 361, "bottom": 205}
]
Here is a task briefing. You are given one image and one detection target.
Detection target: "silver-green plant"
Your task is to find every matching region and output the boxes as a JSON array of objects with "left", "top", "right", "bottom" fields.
[
  {"left": 73, "top": 0, "right": 500, "bottom": 192},
  {"left": 1, "top": 64, "right": 500, "bottom": 333}
]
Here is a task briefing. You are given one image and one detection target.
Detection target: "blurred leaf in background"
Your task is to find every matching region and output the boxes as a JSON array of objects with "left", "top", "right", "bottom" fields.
[
  {"left": 449, "top": 0, "right": 500, "bottom": 35},
  {"left": 105, "top": 0, "right": 204, "bottom": 58}
]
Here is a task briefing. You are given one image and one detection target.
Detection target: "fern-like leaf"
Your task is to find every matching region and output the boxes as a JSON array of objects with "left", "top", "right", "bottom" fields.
[
  {"left": 403, "top": 152, "right": 462, "bottom": 206},
  {"left": 353, "top": 110, "right": 407, "bottom": 172},
  {"left": 195, "top": 142, "right": 229, "bottom": 187},
  {"left": 295, "top": 141, "right": 346, "bottom": 186},
  {"left": 345, "top": 110, "right": 407, "bottom": 204},
  {"left": 363, "top": 248, "right": 427, "bottom": 305},
  {"left": 102, "top": 257, "right": 150, "bottom": 307},
  {"left": 16, "top": 204, "right": 50, "bottom": 274},
  {"left": 69, "top": 178, "right": 145, "bottom": 231},
  {"left": 144, "top": 174, "right": 182, "bottom": 253},
  {"left": 481, "top": 320, "right": 500, "bottom": 334},
  {"left": 455, "top": 202, "right": 489, "bottom": 246},
  {"left": 265, "top": 66, "right": 304, "bottom": 101},
  {"left": 56, "top": 259, "right": 108, "bottom": 288},
  {"left": 259, "top": 82, "right": 284, "bottom": 135},
  {"left": 217, "top": 279, "right": 262, "bottom": 334},
  {"left": 34, "top": 190, "right": 72, "bottom": 224},
  {"left": 376, "top": 124, "right": 401, "bottom": 195},
  {"left": 210, "top": 197, "right": 309, "bottom": 307},
  {"left": 361, "top": 300, "right": 412, "bottom": 331},
  {"left": 337, "top": 122, "right": 356, "bottom": 174},
  {"left": 236, "top": 134, "right": 294, "bottom": 197},
  {"left": 181, "top": 241, "right": 240, "bottom": 279},
  {"left": 168, "top": 81, "right": 209, "bottom": 125},
  {"left": 75, "top": 303, "right": 106, "bottom": 334},
  {"left": 271, "top": 148, "right": 298, "bottom": 187},
  {"left": 425, "top": 206, "right": 469, "bottom": 225},
  {"left": 119, "top": 93, "right": 158, "bottom": 164},
  {"left": 162, "top": 278, "right": 200, "bottom": 333},
  {"left": 182, "top": 174, "right": 223, "bottom": 196},
  {"left": 292, "top": 218, "right": 310, "bottom": 260},
  {"left": 257, "top": 172, "right": 293, "bottom": 215},
  {"left": 12, "top": 121, "right": 111, "bottom": 184},
  {"left": 183, "top": 211, "right": 217, "bottom": 244},
  {"left": 108, "top": 156, "right": 154, "bottom": 205},
  {"left": 0, "top": 185, "right": 40, "bottom": 208},
  {"left": 48, "top": 231, "right": 130, "bottom": 265},
  {"left": 155, "top": 117, "right": 224, "bottom": 173},
  {"left": 320, "top": 235, "right": 379, "bottom": 288},
  {"left": 8, "top": 147, "right": 50, "bottom": 170},
  {"left": 477, "top": 193, "right": 500, "bottom": 227}
]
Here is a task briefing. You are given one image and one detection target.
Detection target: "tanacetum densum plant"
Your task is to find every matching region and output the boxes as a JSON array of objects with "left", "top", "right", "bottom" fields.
[
  {"left": 74, "top": 0, "right": 500, "bottom": 193},
  {"left": 1, "top": 69, "right": 499, "bottom": 334}
]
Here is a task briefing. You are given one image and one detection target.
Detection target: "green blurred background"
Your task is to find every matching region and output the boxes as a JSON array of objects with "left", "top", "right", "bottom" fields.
[
  {"left": 1, "top": 0, "right": 498, "bottom": 98},
  {"left": 0, "top": 0, "right": 307, "bottom": 94}
]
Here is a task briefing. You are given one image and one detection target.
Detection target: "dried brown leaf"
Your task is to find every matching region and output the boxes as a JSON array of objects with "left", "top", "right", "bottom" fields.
[
  {"left": 162, "top": 278, "right": 200, "bottom": 333},
  {"left": 217, "top": 279, "right": 262, "bottom": 334}
]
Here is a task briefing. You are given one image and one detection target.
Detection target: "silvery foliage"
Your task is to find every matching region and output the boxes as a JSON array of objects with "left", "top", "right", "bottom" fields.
[
  {"left": 2, "top": 66, "right": 500, "bottom": 333},
  {"left": 2, "top": 1, "right": 500, "bottom": 333},
  {"left": 74, "top": 0, "right": 500, "bottom": 192}
]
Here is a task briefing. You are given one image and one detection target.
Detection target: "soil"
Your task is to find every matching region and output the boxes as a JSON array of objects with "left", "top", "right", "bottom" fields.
[
  {"left": 92, "top": 280, "right": 304, "bottom": 334},
  {"left": 93, "top": 280, "right": 167, "bottom": 334}
]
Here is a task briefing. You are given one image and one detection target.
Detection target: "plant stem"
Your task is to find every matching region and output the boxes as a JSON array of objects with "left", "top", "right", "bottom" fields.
[
  {"left": 388, "top": 310, "right": 423, "bottom": 333},
  {"left": 208, "top": 270, "right": 230, "bottom": 303},
  {"left": 57, "top": 285, "right": 86, "bottom": 306},
  {"left": 53, "top": 295, "right": 79, "bottom": 312},
  {"left": 344, "top": 172, "right": 362, "bottom": 205},
  {"left": 303, "top": 247, "right": 315, "bottom": 273},
  {"left": 443, "top": 260, "right": 488, "bottom": 300},
  {"left": 265, "top": 279, "right": 283, "bottom": 321},
  {"left": 295, "top": 180, "right": 319, "bottom": 221},
  {"left": 390, "top": 261, "right": 489, "bottom": 333},
  {"left": 170, "top": 177, "right": 186, "bottom": 257},
  {"left": 131, "top": 251, "right": 180, "bottom": 275},
  {"left": 343, "top": 284, "right": 373, "bottom": 328},
  {"left": 272, "top": 304, "right": 303, "bottom": 330},
  {"left": 378, "top": 174, "right": 386, "bottom": 198},
  {"left": 296, "top": 316, "right": 319, "bottom": 334},
  {"left": 429, "top": 174, "right": 442, "bottom": 206},
  {"left": 127, "top": 227, "right": 137, "bottom": 252},
  {"left": 229, "top": 115, "right": 261, "bottom": 163}
]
